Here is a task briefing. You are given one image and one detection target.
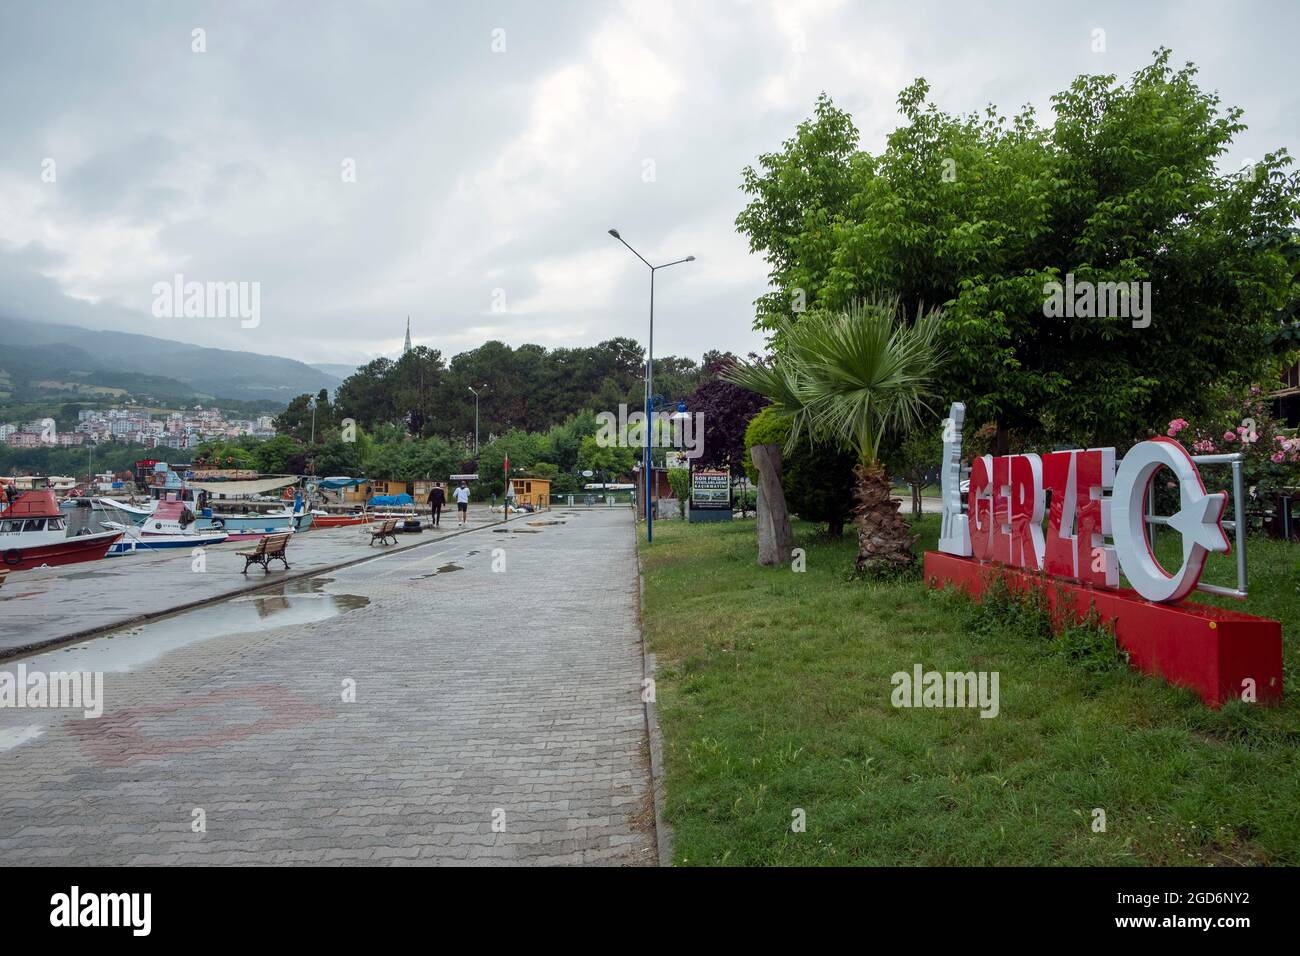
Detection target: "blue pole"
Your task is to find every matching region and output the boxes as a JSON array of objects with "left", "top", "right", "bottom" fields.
[{"left": 646, "top": 268, "right": 655, "bottom": 543}]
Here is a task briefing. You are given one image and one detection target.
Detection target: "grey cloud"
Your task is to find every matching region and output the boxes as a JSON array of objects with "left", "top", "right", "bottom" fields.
[{"left": 1, "top": 0, "right": 1296, "bottom": 368}]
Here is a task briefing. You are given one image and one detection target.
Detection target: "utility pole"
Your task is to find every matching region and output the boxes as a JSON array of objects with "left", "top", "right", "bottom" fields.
[
  {"left": 467, "top": 384, "right": 487, "bottom": 457},
  {"left": 607, "top": 228, "right": 694, "bottom": 543}
]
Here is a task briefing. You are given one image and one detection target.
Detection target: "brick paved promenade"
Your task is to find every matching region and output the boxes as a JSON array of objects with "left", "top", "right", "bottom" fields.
[
  {"left": 0, "top": 507, "right": 656, "bottom": 865},
  {"left": 0, "top": 504, "right": 501, "bottom": 657}
]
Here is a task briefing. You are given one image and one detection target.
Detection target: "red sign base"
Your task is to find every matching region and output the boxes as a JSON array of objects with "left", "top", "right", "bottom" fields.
[{"left": 923, "top": 551, "right": 1283, "bottom": 707}]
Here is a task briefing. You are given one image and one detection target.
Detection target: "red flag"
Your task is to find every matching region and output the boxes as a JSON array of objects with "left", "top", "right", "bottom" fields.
[{"left": 503, "top": 454, "right": 509, "bottom": 475}]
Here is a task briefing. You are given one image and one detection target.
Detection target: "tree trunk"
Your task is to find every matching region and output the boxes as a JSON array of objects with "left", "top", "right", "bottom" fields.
[
  {"left": 853, "top": 462, "right": 918, "bottom": 575},
  {"left": 751, "top": 443, "right": 794, "bottom": 566},
  {"left": 994, "top": 421, "right": 1010, "bottom": 456}
]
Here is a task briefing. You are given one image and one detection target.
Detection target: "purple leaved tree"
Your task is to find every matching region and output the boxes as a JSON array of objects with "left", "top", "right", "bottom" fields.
[{"left": 686, "top": 359, "right": 769, "bottom": 484}]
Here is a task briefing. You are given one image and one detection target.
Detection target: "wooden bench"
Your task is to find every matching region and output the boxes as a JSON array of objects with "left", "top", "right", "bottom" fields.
[
  {"left": 236, "top": 533, "right": 292, "bottom": 573},
  {"left": 369, "top": 518, "right": 400, "bottom": 546}
]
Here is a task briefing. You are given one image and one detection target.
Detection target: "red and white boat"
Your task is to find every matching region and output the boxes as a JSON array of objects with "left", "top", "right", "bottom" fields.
[
  {"left": 0, "top": 490, "right": 123, "bottom": 571},
  {"left": 101, "top": 495, "right": 230, "bottom": 555}
]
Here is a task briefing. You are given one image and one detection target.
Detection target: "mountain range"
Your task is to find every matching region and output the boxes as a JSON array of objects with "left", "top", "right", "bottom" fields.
[{"left": 0, "top": 316, "right": 342, "bottom": 407}]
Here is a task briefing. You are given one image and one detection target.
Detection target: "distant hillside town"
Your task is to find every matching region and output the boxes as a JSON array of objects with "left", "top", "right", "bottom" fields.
[{"left": 0, "top": 406, "right": 277, "bottom": 450}]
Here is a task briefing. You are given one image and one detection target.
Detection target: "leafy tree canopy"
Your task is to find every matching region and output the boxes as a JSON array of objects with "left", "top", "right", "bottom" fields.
[{"left": 737, "top": 50, "right": 1300, "bottom": 449}]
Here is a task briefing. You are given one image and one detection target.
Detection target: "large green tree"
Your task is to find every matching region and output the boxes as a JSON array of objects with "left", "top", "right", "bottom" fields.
[{"left": 738, "top": 50, "right": 1300, "bottom": 450}]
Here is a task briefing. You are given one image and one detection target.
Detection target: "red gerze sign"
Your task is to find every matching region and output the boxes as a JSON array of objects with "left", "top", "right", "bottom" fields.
[{"left": 926, "top": 403, "right": 1282, "bottom": 706}]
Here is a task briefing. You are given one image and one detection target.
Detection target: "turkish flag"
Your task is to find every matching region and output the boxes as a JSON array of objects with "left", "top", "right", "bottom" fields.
[{"left": 503, "top": 454, "right": 509, "bottom": 475}]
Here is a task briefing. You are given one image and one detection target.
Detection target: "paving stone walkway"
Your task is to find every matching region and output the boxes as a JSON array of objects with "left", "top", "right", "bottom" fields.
[
  {"left": 0, "top": 504, "right": 501, "bottom": 657},
  {"left": 0, "top": 507, "right": 655, "bottom": 866}
]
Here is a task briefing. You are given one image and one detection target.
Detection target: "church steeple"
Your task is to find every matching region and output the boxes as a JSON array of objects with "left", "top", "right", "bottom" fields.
[{"left": 403, "top": 316, "right": 412, "bottom": 355}]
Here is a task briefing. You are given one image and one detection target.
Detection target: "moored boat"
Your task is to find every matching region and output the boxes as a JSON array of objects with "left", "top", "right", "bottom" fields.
[
  {"left": 187, "top": 475, "right": 311, "bottom": 535},
  {"left": 0, "top": 490, "right": 123, "bottom": 571},
  {"left": 310, "top": 510, "right": 375, "bottom": 528},
  {"left": 101, "top": 497, "right": 230, "bottom": 555},
  {"left": 194, "top": 506, "right": 301, "bottom": 539},
  {"left": 103, "top": 527, "right": 230, "bottom": 556}
]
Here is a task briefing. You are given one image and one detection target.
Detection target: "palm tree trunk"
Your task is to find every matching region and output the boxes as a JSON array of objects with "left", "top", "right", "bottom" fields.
[
  {"left": 853, "top": 462, "right": 917, "bottom": 574},
  {"left": 751, "top": 442, "right": 794, "bottom": 566}
]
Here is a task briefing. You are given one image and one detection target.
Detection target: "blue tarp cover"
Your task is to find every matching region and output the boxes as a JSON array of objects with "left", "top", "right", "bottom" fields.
[
  {"left": 320, "top": 477, "right": 369, "bottom": 489},
  {"left": 370, "top": 494, "right": 413, "bottom": 506}
]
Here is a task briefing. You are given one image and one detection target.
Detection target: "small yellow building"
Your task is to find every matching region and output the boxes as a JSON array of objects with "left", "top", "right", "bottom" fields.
[
  {"left": 509, "top": 477, "right": 550, "bottom": 510},
  {"left": 340, "top": 481, "right": 371, "bottom": 504},
  {"left": 340, "top": 479, "right": 410, "bottom": 503},
  {"left": 413, "top": 480, "right": 441, "bottom": 501}
]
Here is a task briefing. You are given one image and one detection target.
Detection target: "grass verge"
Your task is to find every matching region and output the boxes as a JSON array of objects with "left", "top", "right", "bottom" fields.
[{"left": 638, "top": 515, "right": 1300, "bottom": 865}]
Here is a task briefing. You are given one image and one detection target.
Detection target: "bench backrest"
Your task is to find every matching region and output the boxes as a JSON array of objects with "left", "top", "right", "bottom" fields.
[{"left": 264, "top": 534, "right": 291, "bottom": 554}]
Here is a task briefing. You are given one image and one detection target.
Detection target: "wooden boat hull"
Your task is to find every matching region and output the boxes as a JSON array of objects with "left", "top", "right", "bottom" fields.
[
  {"left": 0, "top": 530, "right": 123, "bottom": 571},
  {"left": 311, "top": 514, "right": 375, "bottom": 528}
]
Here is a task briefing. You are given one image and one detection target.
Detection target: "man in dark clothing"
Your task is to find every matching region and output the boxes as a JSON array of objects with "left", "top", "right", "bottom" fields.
[{"left": 428, "top": 483, "right": 446, "bottom": 526}]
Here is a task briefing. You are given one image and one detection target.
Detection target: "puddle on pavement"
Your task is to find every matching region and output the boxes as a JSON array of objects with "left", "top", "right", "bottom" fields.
[
  {"left": 492, "top": 528, "right": 541, "bottom": 534},
  {"left": 3, "top": 576, "right": 368, "bottom": 676},
  {"left": 0, "top": 725, "right": 44, "bottom": 754},
  {"left": 412, "top": 563, "right": 463, "bottom": 580}
]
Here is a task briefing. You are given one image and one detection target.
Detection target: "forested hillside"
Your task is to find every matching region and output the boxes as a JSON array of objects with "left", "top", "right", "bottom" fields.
[{"left": 276, "top": 337, "right": 734, "bottom": 445}]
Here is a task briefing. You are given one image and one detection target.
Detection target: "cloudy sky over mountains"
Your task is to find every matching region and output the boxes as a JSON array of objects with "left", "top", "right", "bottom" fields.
[{"left": 1, "top": 0, "right": 1296, "bottom": 367}]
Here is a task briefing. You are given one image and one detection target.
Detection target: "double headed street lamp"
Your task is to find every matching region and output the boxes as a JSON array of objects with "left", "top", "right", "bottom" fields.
[
  {"left": 467, "top": 384, "right": 488, "bottom": 457},
  {"left": 608, "top": 228, "right": 694, "bottom": 543}
]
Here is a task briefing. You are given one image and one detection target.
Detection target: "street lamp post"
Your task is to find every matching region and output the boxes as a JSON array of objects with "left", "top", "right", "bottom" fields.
[
  {"left": 608, "top": 228, "right": 694, "bottom": 543},
  {"left": 467, "top": 384, "right": 488, "bottom": 457}
]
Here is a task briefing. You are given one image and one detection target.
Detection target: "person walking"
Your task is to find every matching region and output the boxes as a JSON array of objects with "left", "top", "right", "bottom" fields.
[
  {"left": 428, "top": 482, "right": 446, "bottom": 527},
  {"left": 453, "top": 481, "right": 471, "bottom": 527}
]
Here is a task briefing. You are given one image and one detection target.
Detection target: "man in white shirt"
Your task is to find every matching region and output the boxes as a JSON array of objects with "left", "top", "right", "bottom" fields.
[{"left": 453, "top": 481, "right": 471, "bottom": 526}]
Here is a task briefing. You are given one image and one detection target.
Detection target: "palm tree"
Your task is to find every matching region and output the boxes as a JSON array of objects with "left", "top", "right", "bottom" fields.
[{"left": 725, "top": 297, "right": 944, "bottom": 574}]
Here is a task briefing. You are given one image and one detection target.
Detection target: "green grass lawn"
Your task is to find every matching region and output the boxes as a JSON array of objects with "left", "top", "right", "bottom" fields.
[{"left": 639, "top": 516, "right": 1300, "bottom": 866}]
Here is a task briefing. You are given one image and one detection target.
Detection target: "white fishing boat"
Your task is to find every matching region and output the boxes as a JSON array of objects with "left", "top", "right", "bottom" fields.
[
  {"left": 99, "top": 496, "right": 229, "bottom": 553},
  {"left": 103, "top": 522, "right": 230, "bottom": 556},
  {"left": 98, "top": 470, "right": 313, "bottom": 535}
]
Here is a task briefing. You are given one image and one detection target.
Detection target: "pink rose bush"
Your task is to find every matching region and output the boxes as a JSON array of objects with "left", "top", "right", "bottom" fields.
[{"left": 1162, "top": 386, "right": 1299, "bottom": 506}]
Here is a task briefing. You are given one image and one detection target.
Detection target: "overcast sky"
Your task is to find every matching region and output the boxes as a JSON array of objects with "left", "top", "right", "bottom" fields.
[{"left": 1, "top": 0, "right": 1296, "bottom": 369}]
